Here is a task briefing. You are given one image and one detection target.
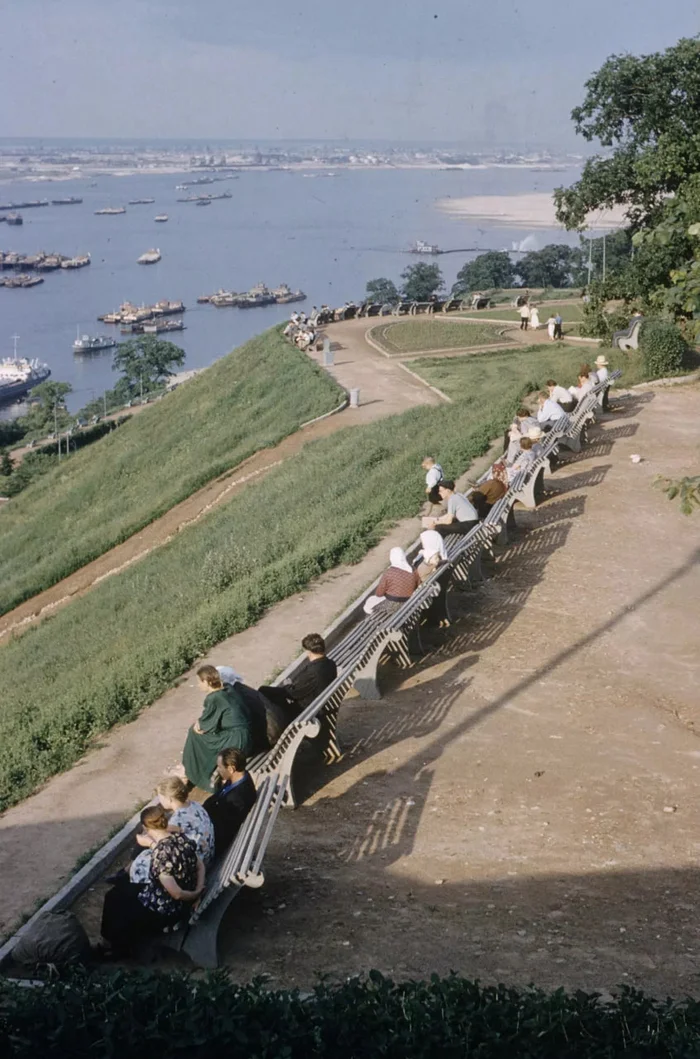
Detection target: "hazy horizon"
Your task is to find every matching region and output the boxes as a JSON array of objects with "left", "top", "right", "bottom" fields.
[{"left": 0, "top": 1, "right": 697, "bottom": 145}]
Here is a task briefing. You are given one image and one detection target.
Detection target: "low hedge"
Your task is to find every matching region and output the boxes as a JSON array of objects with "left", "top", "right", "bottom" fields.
[{"left": 2, "top": 970, "right": 700, "bottom": 1058}]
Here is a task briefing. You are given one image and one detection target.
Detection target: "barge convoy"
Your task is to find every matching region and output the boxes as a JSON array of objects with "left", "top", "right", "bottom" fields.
[{"left": 197, "top": 282, "right": 306, "bottom": 308}]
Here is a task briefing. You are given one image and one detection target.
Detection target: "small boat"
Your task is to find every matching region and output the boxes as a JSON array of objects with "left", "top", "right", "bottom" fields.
[
  {"left": 51, "top": 197, "right": 83, "bottom": 205},
  {"left": 61, "top": 253, "right": 91, "bottom": 269},
  {"left": 196, "top": 199, "right": 211, "bottom": 207},
  {"left": 137, "top": 248, "right": 161, "bottom": 265},
  {"left": 409, "top": 239, "right": 442, "bottom": 255},
  {"left": 154, "top": 214, "right": 168, "bottom": 222},
  {"left": 35, "top": 255, "right": 65, "bottom": 271},
  {"left": 128, "top": 198, "right": 156, "bottom": 205},
  {"left": 6, "top": 213, "right": 23, "bottom": 226},
  {"left": 94, "top": 206, "right": 126, "bottom": 215},
  {"left": 73, "top": 331, "right": 117, "bottom": 354},
  {"left": 4, "top": 274, "right": 44, "bottom": 288},
  {"left": 272, "top": 284, "right": 307, "bottom": 304}
]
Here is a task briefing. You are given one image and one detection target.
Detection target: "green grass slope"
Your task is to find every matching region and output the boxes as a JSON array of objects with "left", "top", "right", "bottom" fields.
[
  {"left": 0, "top": 328, "right": 343, "bottom": 615},
  {"left": 0, "top": 342, "right": 642, "bottom": 810},
  {"left": 369, "top": 320, "right": 506, "bottom": 354}
]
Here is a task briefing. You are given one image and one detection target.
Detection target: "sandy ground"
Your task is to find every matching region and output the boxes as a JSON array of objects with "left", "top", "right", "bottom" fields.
[
  {"left": 68, "top": 385, "right": 700, "bottom": 997},
  {"left": 0, "top": 323, "right": 442, "bottom": 643},
  {"left": 437, "top": 192, "right": 628, "bottom": 230}
]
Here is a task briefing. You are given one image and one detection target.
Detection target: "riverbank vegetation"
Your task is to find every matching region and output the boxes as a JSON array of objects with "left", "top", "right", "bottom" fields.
[{"left": 0, "top": 328, "right": 343, "bottom": 616}]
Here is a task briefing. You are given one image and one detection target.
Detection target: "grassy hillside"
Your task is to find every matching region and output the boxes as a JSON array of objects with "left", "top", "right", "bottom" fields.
[
  {"left": 0, "top": 342, "right": 642, "bottom": 810},
  {"left": 0, "top": 328, "right": 343, "bottom": 615},
  {"left": 410, "top": 344, "right": 645, "bottom": 399},
  {"left": 462, "top": 303, "right": 585, "bottom": 323}
]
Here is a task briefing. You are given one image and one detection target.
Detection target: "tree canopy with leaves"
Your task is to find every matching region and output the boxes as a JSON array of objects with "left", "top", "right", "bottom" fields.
[
  {"left": 113, "top": 335, "right": 185, "bottom": 391},
  {"left": 516, "top": 244, "right": 583, "bottom": 289},
  {"left": 365, "top": 277, "right": 399, "bottom": 305},
  {"left": 453, "top": 251, "right": 515, "bottom": 295},
  {"left": 400, "top": 262, "right": 444, "bottom": 302},
  {"left": 554, "top": 36, "right": 700, "bottom": 231}
]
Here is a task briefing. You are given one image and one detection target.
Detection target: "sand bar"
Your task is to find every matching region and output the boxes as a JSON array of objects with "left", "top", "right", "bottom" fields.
[{"left": 437, "top": 191, "right": 628, "bottom": 230}]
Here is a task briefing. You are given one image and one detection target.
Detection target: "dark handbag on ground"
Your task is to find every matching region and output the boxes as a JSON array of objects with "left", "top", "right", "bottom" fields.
[{"left": 13, "top": 910, "right": 91, "bottom": 968}]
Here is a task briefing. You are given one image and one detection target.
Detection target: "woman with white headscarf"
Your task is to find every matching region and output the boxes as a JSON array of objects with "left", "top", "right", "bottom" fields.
[
  {"left": 363, "top": 547, "right": 420, "bottom": 616},
  {"left": 416, "top": 530, "right": 447, "bottom": 582}
]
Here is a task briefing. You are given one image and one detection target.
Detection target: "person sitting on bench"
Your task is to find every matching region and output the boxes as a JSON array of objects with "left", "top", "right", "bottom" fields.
[
  {"left": 425, "top": 480, "right": 480, "bottom": 537},
  {"left": 505, "top": 407, "right": 539, "bottom": 462},
  {"left": 421, "top": 455, "right": 444, "bottom": 505},
  {"left": 258, "top": 633, "right": 338, "bottom": 722},
  {"left": 536, "top": 391, "right": 568, "bottom": 431},
  {"left": 468, "top": 475, "right": 507, "bottom": 519},
  {"left": 182, "top": 666, "right": 254, "bottom": 793},
  {"left": 507, "top": 438, "right": 536, "bottom": 482},
  {"left": 568, "top": 371, "right": 595, "bottom": 403},
  {"left": 98, "top": 805, "right": 204, "bottom": 957},
  {"left": 415, "top": 530, "right": 447, "bottom": 581},
  {"left": 203, "top": 748, "right": 257, "bottom": 856},
  {"left": 546, "top": 379, "right": 576, "bottom": 413},
  {"left": 364, "top": 548, "right": 421, "bottom": 615}
]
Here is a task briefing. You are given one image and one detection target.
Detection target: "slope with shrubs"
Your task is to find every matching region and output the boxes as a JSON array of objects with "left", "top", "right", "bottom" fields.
[
  {"left": 0, "top": 328, "right": 343, "bottom": 615},
  {"left": 0, "top": 342, "right": 645, "bottom": 810}
]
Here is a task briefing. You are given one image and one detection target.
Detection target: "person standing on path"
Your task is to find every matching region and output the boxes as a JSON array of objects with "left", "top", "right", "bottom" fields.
[
  {"left": 554, "top": 313, "right": 563, "bottom": 340},
  {"left": 529, "top": 305, "right": 540, "bottom": 330},
  {"left": 546, "top": 315, "right": 557, "bottom": 341},
  {"left": 519, "top": 302, "right": 530, "bottom": 330}
]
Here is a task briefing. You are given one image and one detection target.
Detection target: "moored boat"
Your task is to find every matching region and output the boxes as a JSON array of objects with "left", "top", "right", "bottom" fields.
[
  {"left": 154, "top": 214, "right": 168, "bottom": 222},
  {"left": 51, "top": 196, "right": 83, "bottom": 205},
  {"left": 137, "top": 248, "right": 162, "bottom": 265},
  {"left": 6, "top": 213, "right": 23, "bottom": 226},
  {"left": 61, "top": 253, "right": 91, "bottom": 269},
  {"left": 128, "top": 198, "right": 156, "bottom": 205},
  {"left": 94, "top": 206, "right": 126, "bottom": 215},
  {"left": 73, "top": 332, "right": 117, "bottom": 354},
  {"left": 0, "top": 354, "right": 51, "bottom": 402}
]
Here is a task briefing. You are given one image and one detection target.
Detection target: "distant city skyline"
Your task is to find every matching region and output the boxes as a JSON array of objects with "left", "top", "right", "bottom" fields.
[{"left": 0, "top": 0, "right": 697, "bottom": 145}]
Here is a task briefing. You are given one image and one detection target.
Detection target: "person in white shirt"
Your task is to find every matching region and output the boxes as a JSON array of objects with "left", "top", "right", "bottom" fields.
[
  {"left": 546, "top": 379, "right": 576, "bottom": 413},
  {"left": 519, "top": 302, "right": 530, "bottom": 330},
  {"left": 537, "top": 391, "right": 568, "bottom": 428},
  {"left": 421, "top": 456, "right": 443, "bottom": 494},
  {"left": 568, "top": 373, "right": 595, "bottom": 402},
  {"left": 594, "top": 355, "right": 609, "bottom": 382},
  {"left": 546, "top": 315, "right": 557, "bottom": 340}
]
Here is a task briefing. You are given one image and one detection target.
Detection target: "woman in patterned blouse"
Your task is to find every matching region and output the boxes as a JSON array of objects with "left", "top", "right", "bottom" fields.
[
  {"left": 99, "top": 804, "right": 204, "bottom": 957},
  {"left": 129, "top": 775, "right": 215, "bottom": 884}
]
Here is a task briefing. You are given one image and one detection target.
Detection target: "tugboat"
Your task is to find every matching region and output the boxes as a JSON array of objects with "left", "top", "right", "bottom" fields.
[
  {"left": 154, "top": 214, "right": 168, "bottom": 222},
  {"left": 137, "top": 248, "right": 162, "bottom": 265},
  {"left": 0, "top": 343, "right": 51, "bottom": 403},
  {"left": 409, "top": 239, "right": 442, "bottom": 255},
  {"left": 73, "top": 330, "right": 118, "bottom": 354}
]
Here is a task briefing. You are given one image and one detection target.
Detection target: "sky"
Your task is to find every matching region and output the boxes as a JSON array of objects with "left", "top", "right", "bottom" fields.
[{"left": 0, "top": 0, "right": 697, "bottom": 146}]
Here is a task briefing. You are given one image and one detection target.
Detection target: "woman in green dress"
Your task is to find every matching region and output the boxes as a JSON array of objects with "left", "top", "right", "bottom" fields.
[{"left": 182, "top": 665, "right": 254, "bottom": 791}]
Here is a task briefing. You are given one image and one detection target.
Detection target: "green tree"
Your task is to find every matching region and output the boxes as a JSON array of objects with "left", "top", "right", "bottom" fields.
[
  {"left": 554, "top": 36, "right": 700, "bottom": 230},
  {"left": 113, "top": 336, "right": 185, "bottom": 391},
  {"left": 365, "top": 277, "right": 399, "bottom": 305},
  {"left": 517, "top": 244, "right": 583, "bottom": 288},
  {"left": 0, "top": 449, "right": 13, "bottom": 477},
  {"left": 400, "top": 262, "right": 444, "bottom": 301},
  {"left": 24, "top": 380, "right": 73, "bottom": 434},
  {"left": 452, "top": 251, "right": 515, "bottom": 295}
]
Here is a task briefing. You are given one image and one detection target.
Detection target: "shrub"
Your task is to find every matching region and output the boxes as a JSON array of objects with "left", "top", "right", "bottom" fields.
[
  {"left": 2, "top": 969, "right": 700, "bottom": 1058},
  {"left": 640, "top": 319, "right": 689, "bottom": 378},
  {"left": 580, "top": 302, "right": 630, "bottom": 340}
]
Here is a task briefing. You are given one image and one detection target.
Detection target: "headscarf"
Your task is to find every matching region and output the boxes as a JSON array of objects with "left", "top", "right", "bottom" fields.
[
  {"left": 389, "top": 547, "right": 413, "bottom": 573},
  {"left": 491, "top": 461, "right": 509, "bottom": 486},
  {"left": 215, "top": 665, "right": 245, "bottom": 688},
  {"left": 419, "top": 530, "right": 447, "bottom": 564}
]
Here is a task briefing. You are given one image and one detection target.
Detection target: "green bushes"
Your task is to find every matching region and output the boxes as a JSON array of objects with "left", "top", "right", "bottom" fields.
[
  {"left": 0, "top": 329, "right": 343, "bottom": 616},
  {"left": 3, "top": 969, "right": 700, "bottom": 1058},
  {"left": 640, "top": 319, "right": 689, "bottom": 378}
]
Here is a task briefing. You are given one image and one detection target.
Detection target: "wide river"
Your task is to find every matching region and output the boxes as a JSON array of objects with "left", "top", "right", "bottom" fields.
[{"left": 0, "top": 165, "right": 578, "bottom": 415}]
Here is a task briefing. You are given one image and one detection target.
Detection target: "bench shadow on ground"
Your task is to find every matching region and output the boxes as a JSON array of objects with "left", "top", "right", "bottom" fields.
[{"left": 219, "top": 545, "right": 700, "bottom": 996}]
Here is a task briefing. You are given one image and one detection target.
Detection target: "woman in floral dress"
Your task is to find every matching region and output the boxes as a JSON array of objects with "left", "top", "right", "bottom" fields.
[
  {"left": 99, "top": 804, "right": 204, "bottom": 956},
  {"left": 129, "top": 776, "right": 215, "bottom": 884}
]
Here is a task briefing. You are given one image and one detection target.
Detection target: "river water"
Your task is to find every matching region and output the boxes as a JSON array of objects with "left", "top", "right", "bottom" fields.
[{"left": 0, "top": 165, "right": 578, "bottom": 415}]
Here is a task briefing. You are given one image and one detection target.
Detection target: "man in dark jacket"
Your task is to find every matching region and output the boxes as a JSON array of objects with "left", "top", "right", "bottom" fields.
[
  {"left": 258, "top": 632, "right": 338, "bottom": 722},
  {"left": 203, "top": 748, "right": 257, "bottom": 856}
]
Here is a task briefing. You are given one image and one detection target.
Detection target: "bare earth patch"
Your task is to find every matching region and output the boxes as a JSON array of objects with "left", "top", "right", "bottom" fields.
[{"left": 72, "top": 387, "right": 700, "bottom": 997}]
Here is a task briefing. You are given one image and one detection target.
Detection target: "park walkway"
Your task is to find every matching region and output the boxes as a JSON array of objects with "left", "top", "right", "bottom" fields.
[{"left": 0, "top": 328, "right": 443, "bottom": 644}]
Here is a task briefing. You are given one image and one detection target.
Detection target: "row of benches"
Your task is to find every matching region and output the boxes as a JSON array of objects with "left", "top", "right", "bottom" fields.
[
  {"left": 165, "top": 371, "right": 620, "bottom": 967},
  {"left": 311, "top": 297, "right": 467, "bottom": 325}
]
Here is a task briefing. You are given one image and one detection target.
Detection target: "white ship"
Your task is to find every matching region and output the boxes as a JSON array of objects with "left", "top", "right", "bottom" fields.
[
  {"left": 0, "top": 355, "right": 51, "bottom": 403},
  {"left": 154, "top": 214, "right": 168, "bottom": 222},
  {"left": 73, "top": 332, "right": 118, "bottom": 354},
  {"left": 137, "top": 248, "right": 161, "bottom": 265},
  {"left": 409, "top": 239, "right": 441, "bottom": 255}
]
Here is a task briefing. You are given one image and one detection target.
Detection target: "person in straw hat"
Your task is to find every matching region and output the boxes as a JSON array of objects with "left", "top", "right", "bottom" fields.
[{"left": 594, "top": 355, "right": 609, "bottom": 383}]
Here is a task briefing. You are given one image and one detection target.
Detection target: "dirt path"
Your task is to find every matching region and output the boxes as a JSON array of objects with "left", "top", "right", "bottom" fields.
[
  {"left": 65, "top": 385, "right": 699, "bottom": 997},
  {"left": 0, "top": 327, "right": 442, "bottom": 644}
]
